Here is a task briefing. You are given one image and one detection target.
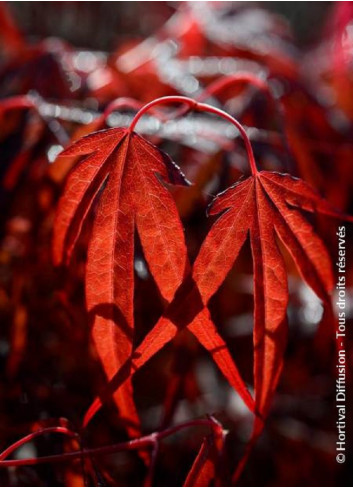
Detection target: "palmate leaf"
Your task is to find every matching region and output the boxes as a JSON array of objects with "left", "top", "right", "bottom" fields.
[
  {"left": 53, "top": 127, "right": 189, "bottom": 437},
  {"left": 189, "top": 170, "right": 352, "bottom": 422},
  {"left": 83, "top": 168, "right": 351, "bottom": 432},
  {"left": 53, "top": 126, "right": 254, "bottom": 436},
  {"left": 200, "top": 170, "right": 340, "bottom": 418}
]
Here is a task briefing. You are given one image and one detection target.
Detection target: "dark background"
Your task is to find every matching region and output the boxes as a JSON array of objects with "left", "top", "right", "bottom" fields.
[{"left": 8, "top": 2, "right": 332, "bottom": 50}]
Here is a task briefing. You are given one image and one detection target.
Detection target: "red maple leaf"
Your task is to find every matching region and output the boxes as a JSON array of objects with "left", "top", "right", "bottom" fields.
[
  {"left": 82, "top": 168, "right": 351, "bottom": 436},
  {"left": 53, "top": 123, "right": 254, "bottom": 436},
  {"left": 53, "top": 127, "right": 189, "bottom": 437}
]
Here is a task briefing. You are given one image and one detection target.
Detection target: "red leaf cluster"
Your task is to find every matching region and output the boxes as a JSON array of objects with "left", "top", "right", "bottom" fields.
[{"left": 1, "top": 2, "right": 353, "bottom": 487}]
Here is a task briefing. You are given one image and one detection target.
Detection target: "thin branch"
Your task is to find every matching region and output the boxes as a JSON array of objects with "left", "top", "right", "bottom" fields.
[{"left": 0, "top": 418, "right": 222, "bottom": 469}]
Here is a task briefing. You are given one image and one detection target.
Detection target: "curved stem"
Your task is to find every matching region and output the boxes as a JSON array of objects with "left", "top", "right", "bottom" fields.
[
  {"left": 0, "top": 418, "right": 220, "bottom": 468},
  {"left": 198, "top": 102, "right": 258, "bottom": 175},
  {"left": 199, "top": 73, "right": 271, "bottom": 102},
  {"left": 167, "top": 73, "right": 271, "bottom": 121},
  {"left": 129, "top": 96, "right": 198, "bottom": 133},
  {"left": 0, "top": 427, "right": 78, "bottom": 462},
  {"left": 129, "top": 96, "right": 258, "bottom": 175},
  {"left": 199, "top": 74, "right": 293, "bottom": 171}
]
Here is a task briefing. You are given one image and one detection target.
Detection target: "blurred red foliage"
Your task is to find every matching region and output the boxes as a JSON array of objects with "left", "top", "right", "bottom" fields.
[{"left": 0, "top": 2, "right": 352, "bottom": 486}]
